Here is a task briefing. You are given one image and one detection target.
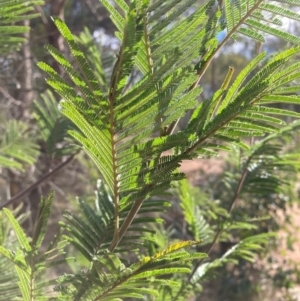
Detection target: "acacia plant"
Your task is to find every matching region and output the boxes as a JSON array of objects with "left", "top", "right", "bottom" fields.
[{"left": 1, "top": 0, "right": 300, "bottom": 300}]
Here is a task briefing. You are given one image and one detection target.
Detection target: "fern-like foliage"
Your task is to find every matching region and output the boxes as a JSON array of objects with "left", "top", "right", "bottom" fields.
[
  {"left": 53, "top": 240, "right": 206, "bottom": 301},
  {"left": 178, "top": 179, "right": 215, "bottom": 243},
  {"left": 222, "top": 0, "right": 300, "bottom": 44},
  {"left": 38, "top": 0, "right": 300, "bottom": 255},
  {"left": 191, "top": 232, "right": 274, "bottom": 284},
  {"left": 162, "top": 121, "right": 300, "bottom": 300},
  {"left": 0, "top": 205, "right": 28, "bottom": 301},
  {"left": 27, "top": 0, "right": 300, "bottom": 299},
  {"left": 220, "top": 120, "right": 300, "bottom": 211},
  {"left": 33, "top": 90, "right": 78, "bottom": 158},
  {"left": 1, "top": 0, "right": 300, "bottom": 300},
  {"left": 0, "top": 0, "right": 44, "bottom": 54},
  {"left": 0, "top": 120, "right": 39, "bottom": 171},
  {"left": 197, "top": 124, "right": 300, "bottom": 297},
  {"left": 60, "top": 179, "right": 170, "bottom": 260},
  {"left": 0, "top": 194, "right": 75, "bottom": 301},
  {"left": 75, "top": 27, "right": 115, "bottom": 94},
  {"left": 0, "top": 1, "right": 43, "bottom": 172},
  {"left": 161, "top": 179, "right": 272, "bottom": 300}
]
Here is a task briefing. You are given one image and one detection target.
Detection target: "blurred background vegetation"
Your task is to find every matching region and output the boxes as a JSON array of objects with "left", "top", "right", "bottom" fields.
[{"left": 1, "top": 0, "right": 300, "bottom": 300}]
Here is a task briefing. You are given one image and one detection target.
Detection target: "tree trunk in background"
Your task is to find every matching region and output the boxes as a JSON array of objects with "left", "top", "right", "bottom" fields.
[
  {"left": 9, "top": 18, "right": 33, "bottom": 197},
  {"left": 9, "top": 19, "right": 35, "bottom": 229},
  {"left": 11, "top": 19, "right": 33, "bottom": 120},
  {"left": 26, "top": 0, "right": 68, "bottom": 230},
  {"left": 9, "top": 2, "right": 68, "bottom": 231},
  {"left": 6, "top": 0, "right": 116, "bottom": 231}
]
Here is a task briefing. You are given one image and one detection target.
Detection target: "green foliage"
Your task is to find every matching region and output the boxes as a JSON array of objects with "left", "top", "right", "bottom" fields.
[
  {"left": 0, "top": 0, "right": 44, "bottom": 54},
  {"left": 33, "top": 90, "right": 78, "bottom": 158},
  {"left": 60, "top": 179, "right": 170, "bottom": 260},
  {"left": 0, "top": 120, "right": 39, "bottom": 170},
  {"left": 166, "top": 178, "right": 277, "bottom": 300},
  {"left": 39, "top": 0, "right": 300, "bottom": 256},
  {"left": 0, "top": 194, "right": 75, "bottom": 301},
  {"left": 0, "top": 0, "right": 44, "bottom": 171},
  {"left": 0, "top": 205, "right": 28, "bottom": 301},
  {"left": 223, "top": 0, "right": 300, "bottom": 43},
  {"left": 183, "top": 121, "right": 300, "bottom": 299},
  {"left": 75, "top": 27, "right": 114, "bottom": 93},
  {"left": 54, "top": 240, "right": 206, "bottom": 301},
  {"left": 178, "top": 179, "right": 215, "bottom": 243},
  {"left": 1, "top": 0, "right": 300, "bottom": 300}
]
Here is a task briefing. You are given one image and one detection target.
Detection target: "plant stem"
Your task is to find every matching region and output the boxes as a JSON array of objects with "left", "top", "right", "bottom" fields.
[
  {"left": 0, "top": 153, "right": 77, "bottom": 210},
  {"left": 187, "top": 162, "right": 249, "bottom": 282},
  {"left": 109, "top": 197, "right": 145, "bottom": 251},
  {"left": 174, "top": 147, "right": 256, "bottom": 301}
]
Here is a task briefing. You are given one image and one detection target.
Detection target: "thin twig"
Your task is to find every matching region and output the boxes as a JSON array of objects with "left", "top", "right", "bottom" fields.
[
  {"left": 173, "top": 145, "right": 258, "bottom": 301},
  {"left": 35, "top": 5, "right": 48, "bottom": 25},
  {"left": 165, "top": 1, "right": 262, "bottom": 136},
  {"left": 187, "top": 164, "right": 249, "bottom": 282},
  {"left": 84, "top": 0, "right": 103, "bottom": 21},
  {"left": 0, "top": 154, "right": 77, "bottom": 210}
]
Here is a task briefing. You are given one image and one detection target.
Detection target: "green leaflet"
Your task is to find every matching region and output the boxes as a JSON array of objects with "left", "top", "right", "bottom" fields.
[
  {"left": 0, "top": 0, "right": 44, "bottom": 54},
  {"left": 31, "top": 193, "right": 54, "bottom": 250},
  {"left": 223, "top": 0, "right": 300, "bottom": 44},
  {"left": 0, "top": 120, "right": 39, "bottom": 171},
  {"left": 3, "top": 208, "right": 31, "bottom": 252}
]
